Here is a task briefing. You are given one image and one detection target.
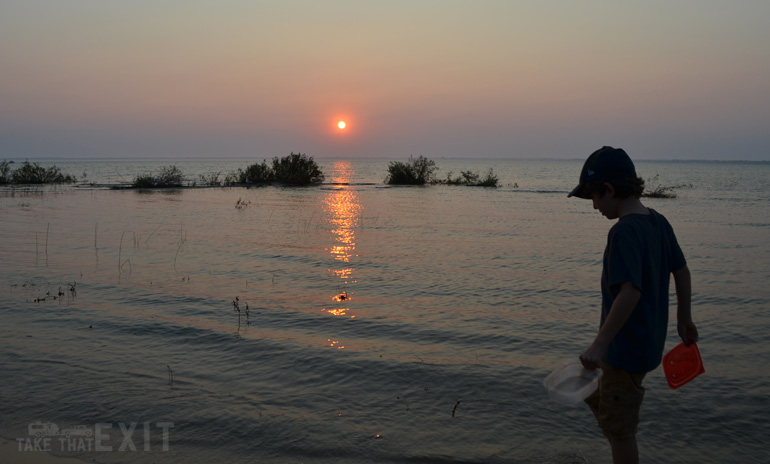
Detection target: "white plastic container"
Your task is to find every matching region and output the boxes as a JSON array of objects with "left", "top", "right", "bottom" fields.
[{"left": 543, "top": 358, "right": 603, "bottom": 406}]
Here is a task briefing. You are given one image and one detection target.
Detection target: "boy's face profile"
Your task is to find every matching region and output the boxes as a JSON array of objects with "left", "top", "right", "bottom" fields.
[{"left": 591, "top": 184, "right": 620, "bottom": 220}]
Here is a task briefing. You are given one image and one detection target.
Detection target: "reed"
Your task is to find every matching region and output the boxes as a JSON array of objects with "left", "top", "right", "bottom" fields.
[
  {"left": 198, "top": 171, "right": 223, "bottom": 187},
  {"left": 133, "top": 165, "right": 185, "bottom": 188},
  {"left": 235, "top": 198, "right": 250, "bottom": 209},
  {"left": 442, "top": 169, "right": 499, "bottom": 187},
  {"left": 642, "top": 174, "right": 693, "bottom": 199}
]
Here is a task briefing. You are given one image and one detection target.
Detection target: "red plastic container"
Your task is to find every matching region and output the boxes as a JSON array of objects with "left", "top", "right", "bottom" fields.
[{"left": 663, "top": 342, "right": 705, "bottom": 389}]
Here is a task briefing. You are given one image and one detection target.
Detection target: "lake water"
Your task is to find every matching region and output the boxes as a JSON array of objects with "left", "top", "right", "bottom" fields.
[{"left": 1, "top": 158, "right": 769, "bottom": 463}]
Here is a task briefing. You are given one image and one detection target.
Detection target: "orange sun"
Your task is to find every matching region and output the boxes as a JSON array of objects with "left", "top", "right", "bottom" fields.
[{"left": 337, "top": 121, "right": 346, "bottom": 130}]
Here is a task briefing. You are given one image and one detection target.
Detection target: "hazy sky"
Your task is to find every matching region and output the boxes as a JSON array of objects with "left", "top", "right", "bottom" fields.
[{"left": 2, "top": 0, "right": 769, "bottom": 160}]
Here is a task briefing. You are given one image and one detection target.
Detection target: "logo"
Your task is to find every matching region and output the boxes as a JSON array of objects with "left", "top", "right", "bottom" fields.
[{"left": 16, "top": 421, "right": 174, "bottom": 453}]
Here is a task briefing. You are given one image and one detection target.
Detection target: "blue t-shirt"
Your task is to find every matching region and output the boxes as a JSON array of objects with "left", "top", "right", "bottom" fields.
[{"left": 601, "top": 208, "right": 687, "bottom": 373}]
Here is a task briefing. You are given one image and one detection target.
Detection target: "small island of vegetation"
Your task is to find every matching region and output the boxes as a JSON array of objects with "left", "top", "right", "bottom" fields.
[
  {"left": 0, "top": 160, "right": 77, "bottom": 185},
  {"left": 129, "top": 152, "right": 325, "bottom": 189},
  {"left": 236, "top": 152, "right": 325, "bottom": 186},
  {"left": 385, "top": 155, "right": 500, "bottom": 187}
]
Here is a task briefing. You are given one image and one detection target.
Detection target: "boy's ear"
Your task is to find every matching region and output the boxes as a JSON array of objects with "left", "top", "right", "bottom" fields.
[{"left": 603, "top": 182, "right": 616, "bottom": 198}]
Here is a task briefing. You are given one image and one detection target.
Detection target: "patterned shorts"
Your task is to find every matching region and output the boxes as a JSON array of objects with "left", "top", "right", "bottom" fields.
[{"left": 584, "top": 365, "right": 646, "bottom": 440}]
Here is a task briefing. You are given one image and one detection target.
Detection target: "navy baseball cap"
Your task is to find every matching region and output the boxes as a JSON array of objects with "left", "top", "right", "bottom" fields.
[{"left": 568, "top": 146, "right": 637, "bottom": 199}]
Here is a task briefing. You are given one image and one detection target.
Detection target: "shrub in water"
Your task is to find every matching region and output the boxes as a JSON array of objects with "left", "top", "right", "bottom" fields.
[
  {"left": 475, "top": 169, "right": 500, "bottom": 187},
  {"left": 237, "top": 160, "right": 274, "bottom": 184},
  {"left": 6, "top": 161, "right": 76, "bottom": 184},
  {"left": 0, "top": 160, "right": 11, "bottom": 184},
  {"left": 271, "top": 152, "right": 324, "bottom": 185},
  {"left": 133, "top": 165, "right": 185, "bottom": 188},
  {"left": 385, "top": 155, "right": 437, "bottom": 185},
  {"left": 443, "top": 169, "right": 499, "bottom": 187}
]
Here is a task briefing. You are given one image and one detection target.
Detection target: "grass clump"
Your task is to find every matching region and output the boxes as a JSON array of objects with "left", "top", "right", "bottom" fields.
[
  {"left": 642, "top": 175, "right": 693, "bottom": 199},
  {"left": 385, "top": 155, "right": 438, "bottom": 185},
  {"left": 236, "top": 153, "right": 324, "bottom": 186},
  {"left": 198, "top": 171, "right": 225, "bottom": 187},
  {"left": 443, "top": 169, "right": 499, "bottom": 187},
  {"left": 0, "top": 160, "right": 77, "bottom": 184},
  {"left": 133, "top": 165, "right": 186, "bottom": 188}
]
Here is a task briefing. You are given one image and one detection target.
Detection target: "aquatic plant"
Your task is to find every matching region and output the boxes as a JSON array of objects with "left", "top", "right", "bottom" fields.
[
  {"left": 0, "top": 160, "right": 11, "bottom": 184},
  {"left": 385, "top": 155, "right": 437, "bottom": 185},
  {"left": 198, "top": 171, "right": 224, "bottom": 187},
  {"left": 2, "top": 160, "right": 77, "bottom": 184},
  {"left": 133, "top": 165, "right": 185, "bottom": 188},
  {"left": 642, "top": 174, "right": 693, "bottom": 199},
  {"left": 271, "top": 152, "right": 325, "bottom": 185},
  {"left": 232, "top": 296, "right": 250, "bottom": 327},
  {"left": 442, "top": 169, "right": 499, "bottom": 187},
  {"left": 235, "top": 153, "right": 324, "bottom": 185},
  {"left": 237, "top": 160, "right": 274, "bottom": 184}
]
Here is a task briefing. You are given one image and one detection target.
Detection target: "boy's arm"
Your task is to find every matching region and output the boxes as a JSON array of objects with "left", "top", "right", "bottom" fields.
[
  {"left": 580, "top": 281, "right": 640, "bottom": 370},
  {"left": 673, "top": 265, "right": 698, "bottom": 346}
]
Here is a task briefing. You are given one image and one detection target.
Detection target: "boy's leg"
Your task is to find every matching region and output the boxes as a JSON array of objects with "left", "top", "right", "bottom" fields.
[
  {"left": 609, "top": 435, "right": 639, "bottom": 464},
  {"left": 584, "top": 366, "right": 646, "bottom": 464}
]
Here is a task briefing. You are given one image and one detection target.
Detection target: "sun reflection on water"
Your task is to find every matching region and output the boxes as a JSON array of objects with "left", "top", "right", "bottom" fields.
[{"left": 322, "top": 161, "right": 362, "bottom": 323}]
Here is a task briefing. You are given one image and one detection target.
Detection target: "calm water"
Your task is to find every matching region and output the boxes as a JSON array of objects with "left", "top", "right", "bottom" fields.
[{"left": 1, "top": 159, "right": 769, "bottom": 463}]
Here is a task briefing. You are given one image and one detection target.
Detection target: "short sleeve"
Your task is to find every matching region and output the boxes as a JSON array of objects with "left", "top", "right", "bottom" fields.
[
  {"left": 664, "top": 219, "right": 687, "bottom": 272},
  {"left": 606, "top": 224, "right": 643, "bottom": 291}
]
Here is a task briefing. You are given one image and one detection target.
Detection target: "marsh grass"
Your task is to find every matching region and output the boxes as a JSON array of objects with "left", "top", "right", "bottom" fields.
[
  {"left": 442, "top": 169, "right": 499, "bottom": 187},
  {"left": 1, "top": 160, "right": 77, "bottom": 184},
  {"left": 386, "top": 157, "right": 500, "bottom": 187},
  {"left": 133, "top": 165, "right": 185, "bottom": 188},
  {"left": 235, "top": 198, "right": 251, "bottom": 209},
  {"left": 642, "top": 174, "right": 693, "bottom": 198},
  {"left": 232, "top": 296, "right": 250, "bottom": 327},
  {"left": 198, "top": 171, "right": 225, "bottom": 187}
]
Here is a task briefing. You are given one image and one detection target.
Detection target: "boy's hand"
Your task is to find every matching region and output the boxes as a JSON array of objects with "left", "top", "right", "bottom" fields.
[
  {"left": 580, "top": 341, "right": 608, "bottom": 371},
  {"left": 678, "top": 320, "right": 699, "bottom": 346}
]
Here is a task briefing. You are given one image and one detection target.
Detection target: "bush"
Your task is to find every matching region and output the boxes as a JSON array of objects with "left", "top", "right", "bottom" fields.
[
  {"left": 0, "top": 160, "right": 11, "bottom": 184},
  {"left": 237, "top": 160, "right": 274, "bottom": 184},
  {"left": 271, "top": 152, "right": 324, "bottom": 185},
  {"left": 475, "top": 169, "right": 500, "bottom": 187},
  {"left": 133, "top": 165, "right": 185, "bottom": 188},
  {"left": 234, "top": 153, "right": 324, "bottom": 186},
  {"left": 5, "top": 161, "right": 77, "bottom": 184},
  {"left": 385, "top": 155, "right": 437, "bottom": 185}
]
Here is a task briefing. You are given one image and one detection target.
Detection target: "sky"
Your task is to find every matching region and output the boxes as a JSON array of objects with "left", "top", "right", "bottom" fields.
[{"left": 1, "top": 0, "right": 769, "bottom": 160}]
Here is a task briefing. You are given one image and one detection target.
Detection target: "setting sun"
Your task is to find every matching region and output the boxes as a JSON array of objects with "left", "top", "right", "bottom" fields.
[{"left": 337, "top": 121, "right": 346, "bottom": 129}]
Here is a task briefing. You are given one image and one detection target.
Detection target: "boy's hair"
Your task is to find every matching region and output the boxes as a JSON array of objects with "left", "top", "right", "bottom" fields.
[{"left": 583, "top": 176, "right": 645, "bottom": 199}]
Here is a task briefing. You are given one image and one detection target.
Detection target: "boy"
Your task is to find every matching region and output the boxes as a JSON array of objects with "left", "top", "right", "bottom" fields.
[{"left": 568, "top": 146, "right": 698, "bottom": 464}]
